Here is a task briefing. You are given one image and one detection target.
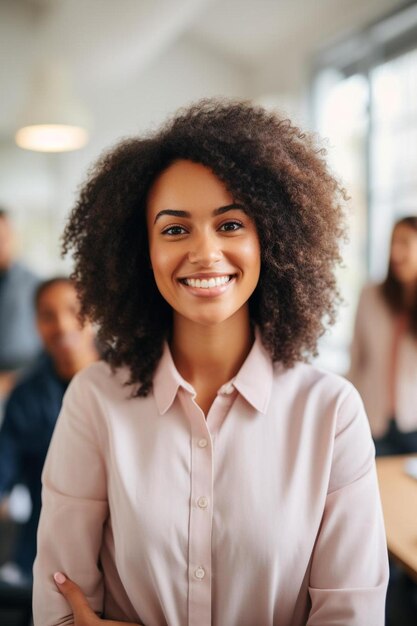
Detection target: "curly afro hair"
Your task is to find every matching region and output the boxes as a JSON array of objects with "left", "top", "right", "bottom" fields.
[{"left": 62, "top": 99, "right": 347, "bottom": 396}]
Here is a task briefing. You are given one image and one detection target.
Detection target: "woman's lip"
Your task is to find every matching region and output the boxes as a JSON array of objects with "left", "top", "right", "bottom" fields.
[{"left": 179, "top": 276, "right": 235, "bottom": 297}]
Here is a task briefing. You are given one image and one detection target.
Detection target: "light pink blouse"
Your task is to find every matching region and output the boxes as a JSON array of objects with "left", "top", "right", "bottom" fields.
[
  {"left": 348, "top": 283, "right": 417, "bottom": 437},
  {"left": 33, "top": 335, "right": 388, "bottom": 626}
]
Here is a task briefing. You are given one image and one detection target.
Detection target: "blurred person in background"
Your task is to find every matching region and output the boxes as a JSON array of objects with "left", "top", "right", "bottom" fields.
[
  {"left": 0, "top": 208, "right": 41, "bottom": 400},
  {"left": 348, "top": 215, "right": 417, "bottom": 456},
  {"left": 0, "top": 277, "right": 99, "bottom": 585}
]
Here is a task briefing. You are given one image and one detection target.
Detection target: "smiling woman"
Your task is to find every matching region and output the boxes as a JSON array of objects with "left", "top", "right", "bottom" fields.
[{"left": 33, "top": 99, "right": 388, "bottom": 626}]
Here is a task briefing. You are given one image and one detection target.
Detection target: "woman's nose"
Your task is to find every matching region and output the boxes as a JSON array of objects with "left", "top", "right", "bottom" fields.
[{"left": 187, "top": 233, "right": 222, "bottom": 266}]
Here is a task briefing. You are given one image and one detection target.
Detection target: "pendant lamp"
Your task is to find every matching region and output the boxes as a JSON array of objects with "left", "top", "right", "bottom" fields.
[{"left": 15, "top": 63, "right": 90, "bottom": 153}]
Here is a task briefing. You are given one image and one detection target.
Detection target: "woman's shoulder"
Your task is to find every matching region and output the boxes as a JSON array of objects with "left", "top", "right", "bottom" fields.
[
  {"left": 67, "top": 359, "right": 135, "bottom": 400},
  {"left": 273, "top": 360, "right": 360, "bottom": 405},
  {"left": 271, "top": 362, "right": 368, "bottom": 448}
]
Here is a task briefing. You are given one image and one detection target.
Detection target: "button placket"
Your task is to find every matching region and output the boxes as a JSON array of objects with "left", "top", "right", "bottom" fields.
[{"left": 180, "top": 390, "right": 213, "bottom": 626}]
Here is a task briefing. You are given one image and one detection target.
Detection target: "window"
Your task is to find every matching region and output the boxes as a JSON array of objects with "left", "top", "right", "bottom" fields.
[{"left": 312, "top": 2, "right": 417, "bottom": 372}]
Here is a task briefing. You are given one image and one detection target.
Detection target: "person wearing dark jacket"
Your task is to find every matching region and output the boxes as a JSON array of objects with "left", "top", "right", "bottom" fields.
[{"left": 0, "top": 277, "right": 99, "bottom": 582}]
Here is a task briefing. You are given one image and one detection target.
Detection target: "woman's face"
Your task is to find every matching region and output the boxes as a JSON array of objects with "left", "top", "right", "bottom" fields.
[
  {"left": 390, "top": 223, "right": 417, "bottom": 284},
  {"left": 146, "top": 160, "right": 261, "bottom": 327}
]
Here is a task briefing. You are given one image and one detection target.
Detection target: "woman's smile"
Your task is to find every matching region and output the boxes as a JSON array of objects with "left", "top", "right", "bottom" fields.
[{"left": 178, "top": 273, "right": 237, "bottom": 297}]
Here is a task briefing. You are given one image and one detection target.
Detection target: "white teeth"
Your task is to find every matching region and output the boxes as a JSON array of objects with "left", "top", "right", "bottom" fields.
[{"left": 183, "top": 275, "right": 232, "bottom": 289}]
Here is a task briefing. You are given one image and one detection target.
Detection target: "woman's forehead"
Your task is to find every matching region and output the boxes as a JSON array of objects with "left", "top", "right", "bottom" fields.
[{"left": 146, "top": 159, "right": 234, "bottom": 217}]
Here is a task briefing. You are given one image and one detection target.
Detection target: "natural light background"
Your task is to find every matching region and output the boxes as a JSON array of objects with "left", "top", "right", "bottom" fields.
[{"left": 312, "top": 3, "right": 417, "bottom": 372}]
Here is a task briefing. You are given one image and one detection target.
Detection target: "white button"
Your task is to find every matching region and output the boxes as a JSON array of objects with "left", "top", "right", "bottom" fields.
[
  {"left": 197, "top": 496, "right": 208, "bottom": 509},
  {"left": 219, "top": 380, "right": 235, "bottom": 395},
  {"left": 198, "top": 438, "right": 208, "bottom": 448},
  {"left": 195, "top": 567, "right": 205, "bottom": 580}
]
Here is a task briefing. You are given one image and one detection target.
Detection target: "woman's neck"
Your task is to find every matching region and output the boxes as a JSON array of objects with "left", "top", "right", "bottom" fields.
[{"left": 170, "top": 308, "right": 254, "bottom": 413}]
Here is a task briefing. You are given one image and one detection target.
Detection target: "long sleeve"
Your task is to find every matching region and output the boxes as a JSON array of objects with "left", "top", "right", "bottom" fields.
[
  {"left": 32, "top": 374, "right": 109, "bottom": 626},
  {"left": 306, "top": 387, "right": 389, "bottom": 625}
]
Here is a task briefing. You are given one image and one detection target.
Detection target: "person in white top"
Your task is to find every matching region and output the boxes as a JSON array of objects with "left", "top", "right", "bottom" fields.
[
  {"left": 348, "top": 216, "right": 417, "bottom": 455},
  {"left": 33, "top": 100, "right": 388, "bottom": 626}
]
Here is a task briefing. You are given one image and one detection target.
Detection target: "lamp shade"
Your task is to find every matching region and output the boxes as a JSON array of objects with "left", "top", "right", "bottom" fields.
[{"left": 15, "top": 63, "right": 91, "bottom": 152}]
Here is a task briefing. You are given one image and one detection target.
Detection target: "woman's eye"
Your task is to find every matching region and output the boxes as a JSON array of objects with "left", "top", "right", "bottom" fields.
[
  {"left": 162, "top": 225, "right": 187, "bottom": 236},
  {"left": 219, "top": 221, "right": 243, "bottom": 232}
]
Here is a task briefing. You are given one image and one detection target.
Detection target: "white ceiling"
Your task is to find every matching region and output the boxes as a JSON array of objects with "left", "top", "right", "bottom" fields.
[
  {"left": 0, "top": 0, "right": 410, "bottom": 139},
  {"left": 193, "top": 0, "right": 409, "bottom": 67}
]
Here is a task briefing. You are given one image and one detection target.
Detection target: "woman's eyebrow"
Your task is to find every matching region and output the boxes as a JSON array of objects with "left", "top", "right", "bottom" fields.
[
  {"left": 213, "top": 203, "right": 246, "bottom": 216},
  {"left": 154, "top": 203, "right": 245, "bottom": 224},
  {"left": 154, "top": 209, "right": 190, "bottom": 224}
]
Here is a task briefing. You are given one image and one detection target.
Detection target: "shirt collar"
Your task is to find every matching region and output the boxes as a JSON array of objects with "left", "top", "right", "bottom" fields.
[
  {"left": 153, "top": 343, "right": 194, "bottom": 415},
  {"left": 153, "top": 329, "right": 273, "bottom": 415},
  {"left": 232, "top": 329, "right": 273, "bottom": 414}
]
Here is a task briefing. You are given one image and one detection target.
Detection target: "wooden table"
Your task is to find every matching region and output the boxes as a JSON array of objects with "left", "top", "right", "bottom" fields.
[{"left": 376, "top": 455, "right": 417, "bottom": 582}]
